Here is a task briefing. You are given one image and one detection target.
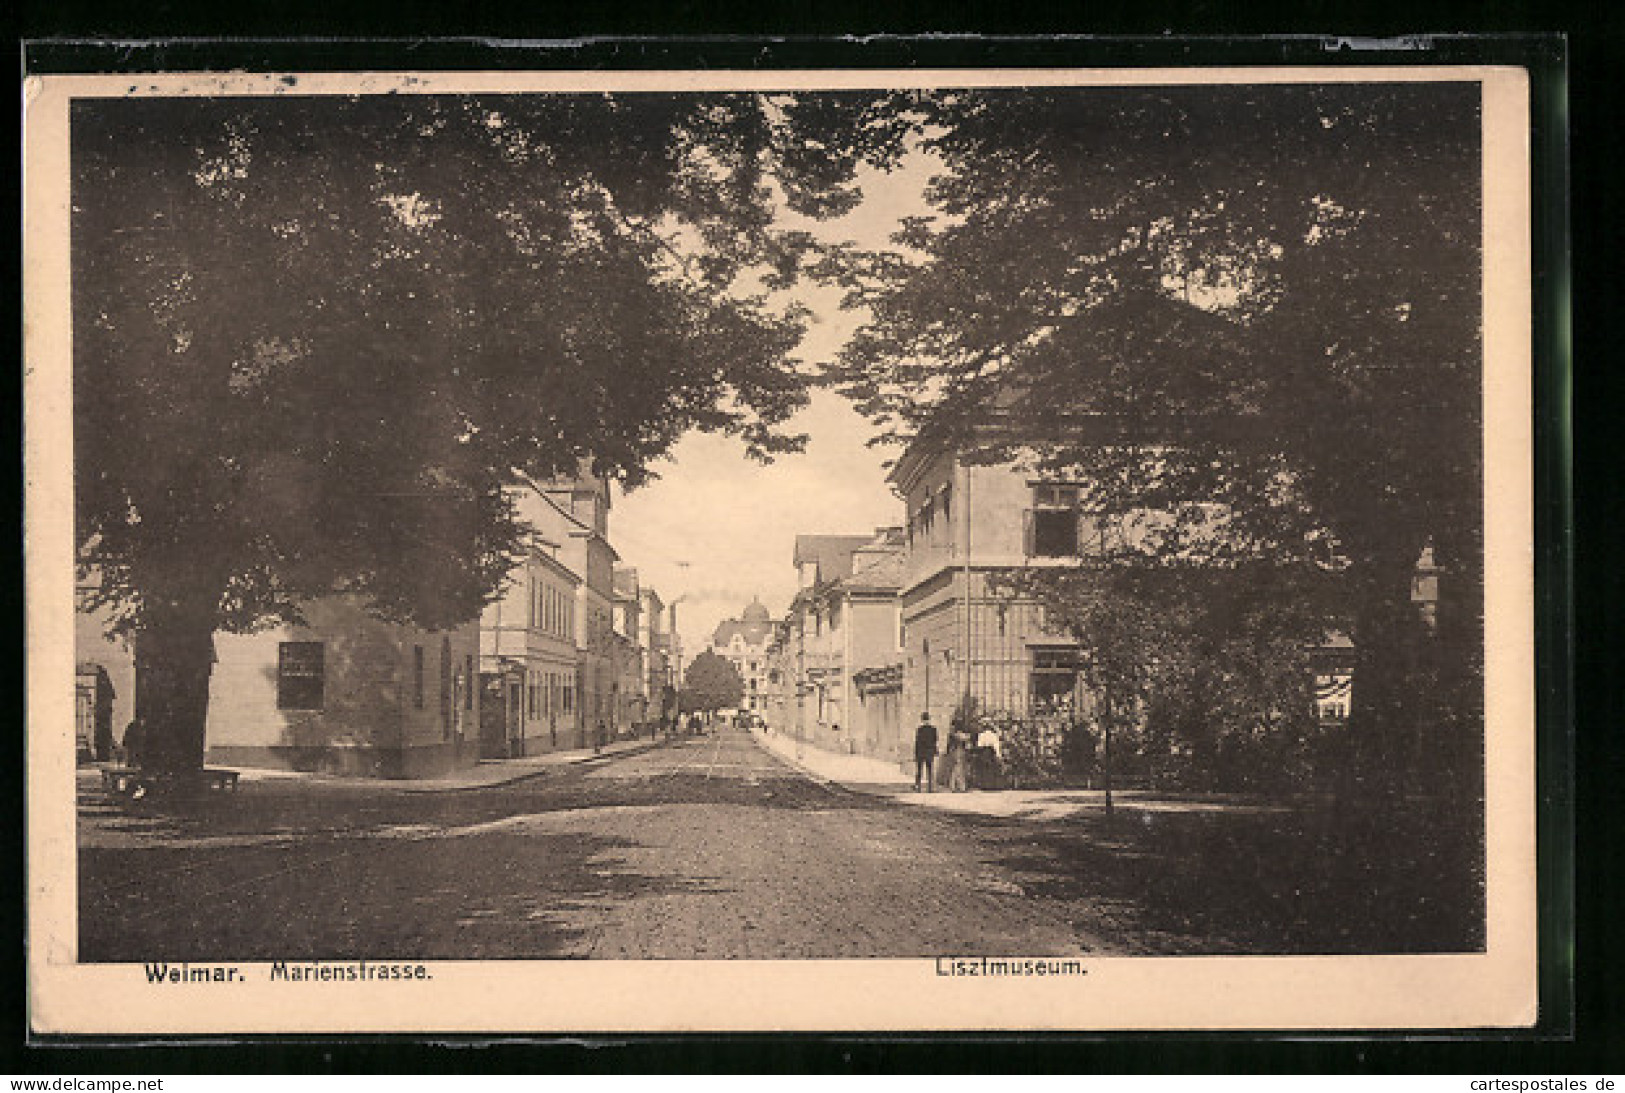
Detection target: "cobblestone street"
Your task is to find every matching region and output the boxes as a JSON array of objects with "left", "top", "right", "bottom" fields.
[
  {"left": 78, "top": 728, "right": 1481, "bottom": 962},
  {"left": 79, "top": 730, "right": 1119, "bottom": 961}
]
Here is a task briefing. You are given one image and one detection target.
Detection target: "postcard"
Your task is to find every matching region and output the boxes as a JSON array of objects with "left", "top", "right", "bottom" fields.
[{"left": 25, "top": 63, "right": 1536, "bottom": 1034}]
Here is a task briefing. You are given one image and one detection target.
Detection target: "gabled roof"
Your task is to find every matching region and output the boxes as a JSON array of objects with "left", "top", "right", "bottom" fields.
[
  {"left": 841, "top": 547, "right": 905, "bottom": 594},
  {"left": 792, "top": 534, "right": 874, "bottom": 584}
]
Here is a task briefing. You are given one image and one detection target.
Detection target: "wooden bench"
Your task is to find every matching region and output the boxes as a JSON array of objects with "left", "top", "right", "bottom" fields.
[{"left": 101, "top": 767, "right": 240, "bottom": 797}]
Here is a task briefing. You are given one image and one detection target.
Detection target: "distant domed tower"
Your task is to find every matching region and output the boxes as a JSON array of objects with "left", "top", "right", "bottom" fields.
[{"left": 711, "top": 597, "right": 776, "bottom": 714}]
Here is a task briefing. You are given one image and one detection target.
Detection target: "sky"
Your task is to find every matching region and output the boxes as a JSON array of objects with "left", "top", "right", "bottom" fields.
[
  {"left": 611, "top": 152, "right": 936, "bottom": 662},
  {"left": 612, "top": 388, "right": 902, "bottom": 661}
]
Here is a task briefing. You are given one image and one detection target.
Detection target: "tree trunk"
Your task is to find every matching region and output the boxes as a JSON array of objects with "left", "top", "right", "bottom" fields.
[{"left": 132, "top": 605, "right": 218, "bottom": 774}]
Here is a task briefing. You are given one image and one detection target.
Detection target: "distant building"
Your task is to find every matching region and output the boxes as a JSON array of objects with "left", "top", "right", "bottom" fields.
[
  {"left": 639, "top": 586, "right": 673, "bottom": 724},
  {"left": 822, "top": 530, "right": 907, "bottom": 760},
  {"left": 536, "top": 471, "right": 620, "bottom": 744},
  {"left": 710, "top": 597, "right": 775, "bottom": 715},
  {"left": 785, "top": 533, "right": 883, "bottom": 750},
  {"left": 611, "top": 566, "right": 647, "bottom": 733},
  {"left": 478, "top": 527, "right": 580, "bottom": 759},
  {"left": 761, "top": 617, "right": 795, "bottom": 735}
]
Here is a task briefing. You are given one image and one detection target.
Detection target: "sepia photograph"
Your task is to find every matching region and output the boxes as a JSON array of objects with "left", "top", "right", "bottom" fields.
[{"left": 24, "top": 65, "right": 1536, "bottom": 1033}]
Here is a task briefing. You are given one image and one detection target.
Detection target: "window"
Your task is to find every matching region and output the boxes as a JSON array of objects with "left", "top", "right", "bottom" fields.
[
  {"left": 1032, "top": 509, "right": 1079, "bottom": 557},
  {"left": 277, "top": 642, "right": 325, "bottom": 711},
  {"left": 465, "top": 655, "right": 475, "bottom": 710},
  {"left": 412, "top": 645, "right": 425, "bottom": 709},
  {"left": 1029, "top": 484, "right": 1083, "bottom": 557},
  {"left": 1030, "top": 647, "right": 1081, "bottom": 713}
]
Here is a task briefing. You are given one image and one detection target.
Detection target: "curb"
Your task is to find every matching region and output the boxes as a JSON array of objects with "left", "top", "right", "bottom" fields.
[
  {"left": 403, "top": 737, "right": 668, "bottom": 793},
  {"left": 749, "top": 731, "right": 899, "bottom": 800},
  {"left": 79, "top": 738, "right": 672, "bottom": 798}
]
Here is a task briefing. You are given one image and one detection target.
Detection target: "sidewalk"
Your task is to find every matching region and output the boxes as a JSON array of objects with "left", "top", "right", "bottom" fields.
[
  {"left": 751, "top": 728, "right": 1287, "bottom": 822},
  {"left": 77, "top": 736, "right": 664, "bottom": 797}
]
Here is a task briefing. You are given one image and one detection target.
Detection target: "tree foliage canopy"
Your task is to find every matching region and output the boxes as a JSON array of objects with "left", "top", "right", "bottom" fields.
[
  {"left": 805, "top": 84, "right": 1484, "bottom": 785},
  {"left": 70, "top": 91, "right": 884, "bottom": 770},
  {"left": 73, "top": 93, "right": 878, "bottom": 637},
  {"left": 681, "top": 650, "right": 745, "bottom": 713},
  {"left": 819, "top": 84, "right": 1481, "bottom": 580}
]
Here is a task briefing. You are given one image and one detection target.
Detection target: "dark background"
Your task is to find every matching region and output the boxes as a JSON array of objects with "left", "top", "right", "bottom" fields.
[{"left": 9, "top": 6, "right": 1610, "bottom": 1076}]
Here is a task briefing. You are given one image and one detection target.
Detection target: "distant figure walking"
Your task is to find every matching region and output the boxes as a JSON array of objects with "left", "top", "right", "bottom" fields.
[
  {"left": 913, "top": 713, "right": 938, "bottom": 793},
  {"left": 946, "top": 723, "right": 972, "bottom": 792}
]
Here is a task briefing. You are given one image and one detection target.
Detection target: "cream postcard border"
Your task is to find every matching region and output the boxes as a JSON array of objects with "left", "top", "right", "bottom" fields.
[{"left": 23, "top": 65, "right": 1537, "bottom": 1034}]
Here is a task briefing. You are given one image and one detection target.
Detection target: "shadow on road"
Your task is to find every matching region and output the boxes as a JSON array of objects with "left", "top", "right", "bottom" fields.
[
  {"left": 78, "top": 762, "right": 883, "bottom": 845},
  {"left": 80, "top": 826, "right": 724, "bottom": 963},
  {"left": 976, "top": 797, "right": 1485, "bottom": 955}
]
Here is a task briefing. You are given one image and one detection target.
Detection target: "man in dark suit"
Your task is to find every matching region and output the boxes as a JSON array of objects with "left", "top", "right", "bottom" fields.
[{"left": 913, "top": 712, "right": 939, "bottom": 792}]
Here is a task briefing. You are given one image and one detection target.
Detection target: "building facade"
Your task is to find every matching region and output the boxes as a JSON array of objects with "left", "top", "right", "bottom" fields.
[
  {"left": 535, "top": 472, "right": 619, "bottom": 747},
  {"left": 78, "top": 565, "right": 484, "bottom": 777},
  {"left": 890, "top": 442, "right": 1101, "bottom": 734},
  {"left": 794, "top": 529, "right": 907, "bottom": 759},
  {"left": 611, "top": 566, "right": 647, "bottom": 734},
  {"left": 479, "top": 537, "right": 580, "bottom": 758},
  {"left": 710, "top": 598, "right": 775, "bottom": 716},
  {"left": 639, "top": 586, "right": 673, "bottom": 726},
  {"left": 208, "top": 596, "right": 482, "bottom": 778},
  {"left": 785, "top": 534, "right": 879, "bottom": 750}
]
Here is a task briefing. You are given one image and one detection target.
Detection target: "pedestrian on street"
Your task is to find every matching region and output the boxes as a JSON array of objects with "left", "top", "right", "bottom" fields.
[
  {"left": 974, "top": 722, "right": 1004, "bottom": 790},
  {"left": 913, "top": 713, "right": 938, "bottom": 792},
  {"left": 946, "top": 723, "right": 972, "bottom": 792}
]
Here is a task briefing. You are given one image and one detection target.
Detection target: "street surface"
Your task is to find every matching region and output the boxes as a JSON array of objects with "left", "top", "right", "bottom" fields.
[{"left": 78, "top": 728, "right": 1482, "bottom": 961}]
